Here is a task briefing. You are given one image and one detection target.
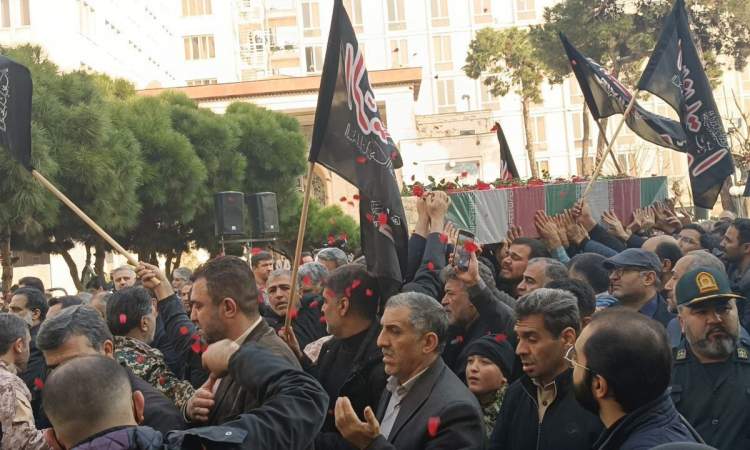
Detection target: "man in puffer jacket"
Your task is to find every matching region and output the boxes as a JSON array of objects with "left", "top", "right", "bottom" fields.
[{"left": 41, "top": 342, "right": 328, "bottom": 450}]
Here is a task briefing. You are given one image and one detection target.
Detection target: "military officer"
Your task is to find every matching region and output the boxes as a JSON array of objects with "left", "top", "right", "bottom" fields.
[{"left": 670, "top": 266, "right": 750, "bottom": 450}]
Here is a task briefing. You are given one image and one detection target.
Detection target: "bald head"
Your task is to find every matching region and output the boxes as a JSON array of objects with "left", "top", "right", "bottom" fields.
[
  {"left": 641, "top": 235, "right": 677, "bottom": 254},
  {"left": 43, "top": 355, "right": 141, "bottom": 448}
]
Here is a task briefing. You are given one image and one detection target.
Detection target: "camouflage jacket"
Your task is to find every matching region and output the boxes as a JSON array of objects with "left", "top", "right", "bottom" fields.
[
  {"left": 0, "top": 360, "right": 49, "bottom": 450},
  {"left": 482, "top": 386, "right": 506, "bottom": 439},
  {"left": 113, "top": 336, "right": 194, "bottom": 411}
]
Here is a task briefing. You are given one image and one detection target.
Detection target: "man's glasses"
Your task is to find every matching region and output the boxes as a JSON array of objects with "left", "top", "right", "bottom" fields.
[{"left": 563, "top": 345, "right": 593, "bottom": 372}]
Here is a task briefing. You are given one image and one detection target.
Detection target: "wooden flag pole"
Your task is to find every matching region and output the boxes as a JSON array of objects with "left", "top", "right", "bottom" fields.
[
  {"left": 284, "top": 161, "right": 316, "bottom": 332},
  {"left": 582, "top": 91, "right": 640, "bottom": 198},
  {"left": 30, "top": 170, "right": 159, "bottom": 284},
  {"left": 593, "top": 120, "right": 625, "bottom": 175}
]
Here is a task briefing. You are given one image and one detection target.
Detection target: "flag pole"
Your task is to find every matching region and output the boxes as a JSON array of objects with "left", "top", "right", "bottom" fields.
[
  {"left": 593, "top": 119, "right": 625, "bottom": 175},
  {"left": 284, "top": 161, "right": 316, "bottom": 332},
  {"left": 582, "top": 91, "right": 640, "bottom": 198},
  {"left": 30, "top": 170, "right": 147, "bottom": 272}
]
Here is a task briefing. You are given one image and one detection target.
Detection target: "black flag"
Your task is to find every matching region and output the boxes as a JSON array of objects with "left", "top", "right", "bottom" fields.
[
  {"left": 0, "top": 55, "right": 32, "bottom": 170},
  {"left": 637, "top": 0, "right": 733, "bottom": 209},
  {"left": 309, "top": 0, "right": 407, "bottom": 296},
  {"left": 491, "top": 122, "right": 519, "bottom": 180},
  {"left": 560, "top": 34, "right": 687, "bottom": 153}
]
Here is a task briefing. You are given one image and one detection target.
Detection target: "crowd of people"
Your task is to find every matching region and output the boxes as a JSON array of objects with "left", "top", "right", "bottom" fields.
[{"left": 1, "top": 191, "right": 749, "bottom": 450}]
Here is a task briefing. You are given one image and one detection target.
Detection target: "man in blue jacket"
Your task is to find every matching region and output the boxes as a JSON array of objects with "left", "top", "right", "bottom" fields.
[{"left": 570, "top": 308, "right": 700, "bottom": 450}]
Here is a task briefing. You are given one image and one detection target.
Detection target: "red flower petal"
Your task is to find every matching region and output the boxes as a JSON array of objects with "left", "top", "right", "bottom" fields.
[
  {"left": 179, "top": 326, "right": 189, "bottom": 335},
  {"left": 289, "top": 308, "right": 299, "bottom": 321},
  {"left": 34, "top": 378, "right": 44, "bottom": 390},
  {"left": 319, "top": 316, "right": 327, "bottom": 324},
  {"left": 365, "top": 288, "right": 374, "bottom": 297},
  {"left": 158, "top": 375, "right": 166, "bottom": 386},
  {"left": 250, "top": 247, "right": 263, "bottom": 255},
  {"left": 345, "top": 287, "right": 352, "bottom": 298},
  {"left": 302, "top": 275, "right": 312, "bottom": 286},
  {"left": 427, "top": 416, "right": 441, "bottom": 438},
  {"left": 328, "top": 234, "right": 336, "bottom": 245},
  {"left": 426, "top": 261, "right": 435, "bottom": 271},
  {"left": 378, "top": 213, "right": 388, "bottom": 225},
  {"left": 365, "top": 213, "right": 374, "bottom": 223},
  {"left": 191, "top": 341, "right": 203, "bottom": 353},
  {"left": 412, "top": 185, "right": 425, "bottom": 198},
  {"left": 351, "top": 279, "right": 362, "bottom": 290},
  {"left": 136, "top": 355, "right": 146, "bottom": 364},
  {"left": 494, "top": 333, "right": 508, "bottom": 343},
  {"left": 356, "top": 155, "right": 367, "bottom": 164},
  {"left": 119, "top": 313, "right": 127, "bottom": 325},
  {"left": 339, "top": 232, "right": 348, "bottom": 241},
  {"left": 309, "top": 300, "right": 320, "bottom": 309},
  {"left": 463, "top": 241, "right": 479, "bottom": 253},
  {"left": 438, "top": 233, "right": 448, "bottom": 244},
  {"left": 340, "top": 196, "right": 347, "bottom": 202}
]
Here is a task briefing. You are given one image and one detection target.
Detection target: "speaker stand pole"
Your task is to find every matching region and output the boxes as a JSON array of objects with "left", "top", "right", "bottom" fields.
[{"left": 283, "top": 162, "right": 316, "bottom": 333}]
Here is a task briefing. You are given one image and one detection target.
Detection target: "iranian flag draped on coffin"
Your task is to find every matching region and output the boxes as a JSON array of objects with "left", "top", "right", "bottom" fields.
[{"left": 446, "top": 177, "right": 668, "bottom": 243}]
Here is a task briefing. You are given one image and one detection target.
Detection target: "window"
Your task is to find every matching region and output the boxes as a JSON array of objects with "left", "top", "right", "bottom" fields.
[
  {"left": 480, "top": 78, "right": 500, "bottom": 110},
  {"left": 343, "top": 0, "right": 363, "bottom": 33},
  {"left": 528, "top": 116, "right": 547, "bottom": 151},
  {"left": 305, "top": 45, "right": 324, "bottom": 72},
  {"left": 432, "top": 35, "right": 452, "bottom": 71},
  {"left": 516, "top": 0, "right": 535, "bottom": 21},
  {"left": 473, "top": 0, "right": 492, "bottom": 24},
  {"left": 187, "top": 78, "right": 217, "bottom": 86},
  {"left": 387, "top": 0, "right": 405, "bottom": 31},
  {"left": 617, "top": 152, "right": 637, "bottom": 176},
  {"left": 569, "top": 78, "right": 584, "bottom": 105},
  {"left": 19, "top": 0, "right": 30, "bottom": 26},
  {"left": 536, "top": 160, "right": 549, "bottom": 176},
  {"left": 436, "top": 79, "right": 455, "bottom": 113},
  {"left": 79, "top": 1, "right": 95, "bottom": 37},
  {"left": 389, "top": 38, "right": 408, "bottom": 68},
  {"left": 430, "top": 0, "right": 449, "bottom": 27},
  {"left": 302, "top": 0, "right": 320, "bottom": 37},
  {"left": 182, "top": 0, "right": 212, "bottom": 17},
  {"left": 183, "top": 35, "right": 216, "bottom": 60},
  {"left": 1, "top": 0, "right": 9, "bottom": 27},
  {"left": 617, "top": 121, "right": 637, "bottom": 147},
  {"left": 571, "top": 111, "right": 590, "bottom": 149}
]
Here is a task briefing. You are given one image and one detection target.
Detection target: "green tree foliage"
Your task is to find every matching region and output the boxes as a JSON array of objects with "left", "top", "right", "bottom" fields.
[{"left": 465, "top": 27, "right": 544, "bottom": 178}]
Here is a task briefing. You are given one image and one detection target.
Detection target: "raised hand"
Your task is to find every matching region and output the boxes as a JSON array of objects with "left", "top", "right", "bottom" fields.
[
  {"left": 534, "top": 210, "right": 562, "bottom": 250},
  {"left": 601, "top": 210, "right": 630, "bottom": 241}
]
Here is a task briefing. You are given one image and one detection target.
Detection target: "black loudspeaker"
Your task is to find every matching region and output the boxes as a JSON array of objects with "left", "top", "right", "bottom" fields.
[
  {"left": 246, "top": 192, "right": 279, "bottom": 238},
  {"left": 214, "top": 192, "right": 245, "bottom": 236}
]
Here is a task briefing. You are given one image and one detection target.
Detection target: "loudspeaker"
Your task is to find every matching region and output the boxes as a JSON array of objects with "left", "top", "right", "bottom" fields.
[
  {"left": 214, "top": 192, "right": 245, "bottom": 236},
  {"left": 246, "top": 192, "right": 279, "bottom": 238}
]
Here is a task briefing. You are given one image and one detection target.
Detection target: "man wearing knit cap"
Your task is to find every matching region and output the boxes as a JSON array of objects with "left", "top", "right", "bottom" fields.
[
  {"left": 604, "top": 248, "right": 674, "bottom": 327},
  {"left": 439, "top": 252, "right": 515, "bottom": 381},
  {"left": 464, "top": 334, "right": 515, "bottom": 439}
]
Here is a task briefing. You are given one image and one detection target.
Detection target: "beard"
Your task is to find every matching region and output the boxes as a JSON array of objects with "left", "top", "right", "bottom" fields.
[
  {"left": 687, "top": 325, "right": 737, "bottom": 360},
  {"left": 573, "top": 371, "right": 600, "bottom": 416}
]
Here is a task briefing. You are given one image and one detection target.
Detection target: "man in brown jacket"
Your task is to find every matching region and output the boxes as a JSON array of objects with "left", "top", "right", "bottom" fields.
[{"left": 139, "top": 256, "right": 301, "bottom": 426}]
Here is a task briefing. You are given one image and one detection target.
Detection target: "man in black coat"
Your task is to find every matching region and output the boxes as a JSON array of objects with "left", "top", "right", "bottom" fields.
[
  {"left": 41, "top": 342, "right": 329, "bottom": 450},
  {"left": 334, "top": 292, "right": 484, "bottom": 450},
  {"left": 489, "top": 288, "right": 602, "bottom": 450},
  {"left": 36, "top": 305, "right": 186, "bottom": 434},
  {"left": 284, "top": 264, "right": 386, "bottom": 450}
]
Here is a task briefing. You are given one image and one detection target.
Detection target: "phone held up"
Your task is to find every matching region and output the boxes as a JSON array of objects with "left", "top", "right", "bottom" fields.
[{"left": 453, "top": 230, "right": 475, "bottom": 272}]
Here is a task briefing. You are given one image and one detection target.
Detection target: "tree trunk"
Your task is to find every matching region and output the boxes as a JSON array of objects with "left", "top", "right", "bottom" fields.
[
  {"left": 59, "top": 246, "right": 83, "bottom": 292},
  {"left": 521, "top": 97, "right": 539, "bottom": 179},
  {"left": 165, "top": 254, "right": 174, "bottom": 280},
  {"left": 0, "top": 229, "right": 12, "bottom": 297},
  {"left": 81, "top": 243, "right": 92, "bottom": 281},
  {"left": 581, "top": 103, "right": 591, "bottom": 176},
  {"left": 94, "top": 241, "right": 107, "bottom": 289},
  {"left": 720, "top": 176, "right": 737, "bottom": 213}
]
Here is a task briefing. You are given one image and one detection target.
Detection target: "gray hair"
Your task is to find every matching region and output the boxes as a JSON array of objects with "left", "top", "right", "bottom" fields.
[
  {"left": 515, "top": 288, "right": 580, "bottom": 336},
  {"left": 0, "top": 313, "right": 29, "bottom": 354},
  {"left": 268, "top": 268, "right": 292, "bottom": 282},
  {"left": 111, "top": 265, "right": 135, "bottom": 275},
  {"left": 528, "top": 257, "right": 569, "bottom": 283},
  {"left": 297, "top": 262, "right": 328, "bottom": 288},
  {"left": 316, "top": 247, "right": 348, "bottom": 267},
  {"left": 681, "top": 250, "right": 725, "bottom": 273},
  {"left": 37, "top": 305, "right": 113, "bottom": 352},
  {"left": 385, "top": 292, "right": 449, "bottom": 352},
  {"left": 172, "top": 267, "right": 192, "bottom": 281}
]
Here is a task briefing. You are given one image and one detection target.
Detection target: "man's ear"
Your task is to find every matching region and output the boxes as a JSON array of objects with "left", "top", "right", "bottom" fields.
[
  {"left": 132, "top": 390, "right": 145, "bottom": 424},
  {"left": 560, "top": 327, "right": 577, "bottom": 348},
  {"left": 103, "top": 340, "right": 115, "bottom": 358},
  {"left": 13, "top": 337, "right": 25, "bottom": 354},
  {"left": 422, "top": 332, "right": 439, "bottom": 354},
  {"left": 339, "top": 297, "right": 351, "bottom": 317},
  {"left": 593, "top": 374, "right": 608, "bottom": 401},
  {"left": 221, "top": 297, "right": 239, "bottom": 319}
]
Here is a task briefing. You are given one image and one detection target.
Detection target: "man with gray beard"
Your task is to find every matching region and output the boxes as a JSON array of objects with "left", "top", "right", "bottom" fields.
[{"left": 671, "top": 266, "right": 750, "bottom": 450}]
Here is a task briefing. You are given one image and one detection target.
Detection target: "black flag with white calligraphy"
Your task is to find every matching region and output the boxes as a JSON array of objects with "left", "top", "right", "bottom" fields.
[
  {"left": 309, "top": 0, "right": 407, "bottom": 297},
  {"left": 560, "top": 34, "right": 687, "bottom": 152},
  {"left": 637, "top": 0, "right": 733, "bottom": 209},
  {"left": 0, "top": 55, "right": 32, "bottom": 170},
  {"left": 491, "top": 122, "right": 519, "bottom": 181}
]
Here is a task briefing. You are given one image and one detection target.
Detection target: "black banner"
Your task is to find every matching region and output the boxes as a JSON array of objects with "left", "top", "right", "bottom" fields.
[
  {"left": 309, "top": 0, "right": 407, "bottom": 291},
  {"left": 560, "top": 33, "right": 687, "bottom": 153},
  {"left": 491, "top": 122, "right": 519, "bottom": 180},
  {"left": 637, "top": 0, "right": 733, "bottom": 209},
  {"left": 0, "top": 55, "right": 32, "bottom": 170}
]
